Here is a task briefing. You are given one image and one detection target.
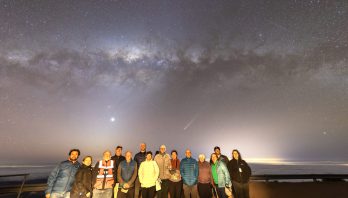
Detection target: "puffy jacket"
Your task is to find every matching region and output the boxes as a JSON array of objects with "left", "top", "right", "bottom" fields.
[
  {"left": 211, "top": 161, "right": 231, "bottom": 188},
  {"left": 117, "top": 160, "right": 137, "bottom": 188},
  {"left": 46, "top": 160, "right": 80, "bottom": 194},
  {"left": 227, "top": 159, "right": 251, "bottom": 183},
  {"left": 154, "top": 153, "right": 171, "bottom": 180},
  {"left": 70, "top": 164, "right": 93, "bottom": 197},
  {"left": 180, "top": 157, "right": 198, "bottom": 186},
  {"left": 138, "top": 160, "right": 159, "bottom": 188}
]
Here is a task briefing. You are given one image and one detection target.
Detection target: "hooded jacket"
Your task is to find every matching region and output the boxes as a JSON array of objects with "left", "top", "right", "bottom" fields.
[{"left": 46, "top": 160, "right": 80, "bottom": 195}]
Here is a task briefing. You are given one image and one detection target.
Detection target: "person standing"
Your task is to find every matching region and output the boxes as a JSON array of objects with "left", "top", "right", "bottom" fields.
[
  {"left": 134, "top": 142, "right": 147, "bottom": 198},
  {"left": 168, "top": 150, "right": 182, "bottom": 198},
  {"left": 92, "top": 150, "right": 115, "bottom": 198},
  {"left": 138, "top": 151, "right": 159, "bottom": 198},
  {"left": 46, "top": 149, "right": 81, "bottom": 198},
  {"left": 227, "top": 149, "right": 251, "bottom": 198},
  {"left": 210, "top": 146, "right": 229, "bottom": 165},
  {"left": 180, "top": 149, "right": 199, "bottom": 198},
  {"left": 154, "top": 145, "right": 171, "bottom": 198},
  {"left": 71, "top": 156, "right": 93, "bottom": 198},
  {"left": 117, "top": 151, "right": 138, "bottom": 198},
  {"left": 210, "top": 153, "right": 231, "bottom": 198},
  {"left": 197, "top": 154, "right": 213, "bottom": 198},
  {"left": 111, "top": 145, "right": 126, "bottom": 198}
]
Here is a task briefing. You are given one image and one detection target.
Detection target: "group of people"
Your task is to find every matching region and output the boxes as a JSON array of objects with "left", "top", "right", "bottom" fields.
[{"left": 45, "top": 143, "right": 251, "bottom": 198}]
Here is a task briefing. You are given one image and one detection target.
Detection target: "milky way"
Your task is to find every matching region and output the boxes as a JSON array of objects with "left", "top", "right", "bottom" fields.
[{"left": 1, "top": 0, "right": 348, "bottom": 163}]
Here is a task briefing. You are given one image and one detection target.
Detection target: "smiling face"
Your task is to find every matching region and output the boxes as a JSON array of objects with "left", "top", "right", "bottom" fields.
[
  {"left": 69, "top": 151, "right": 79, "bottom": 162},
  {"left": 103, "top": 151, "right": 111, "bottom": 161},
  {"left": 171, "top": 151, "right": 177, "bottom": 160},
  {"left": 211, "top": 153, "right": 218, "bottom": 163},
  {"left": 199, "top": 155, "right": 205, "bottom": 163},
  {"left": 146, "top": 153, "right": 152, "bottom": 161},
  {"left": 115, "top": 147, "right": 122, "bottom": 156},
  {"left": 140, "top": 143, "right": 146, "bottom": 152},
  {"left": 233, "top": 150, "right": 239, "bottom": 160},
  {"left": 185, "top": 149, "right": 191, "bottom": 158},
  {"left": 125, "top": 151, "right": 132, "bottom": 162},
  {"left": 160, "top": 145, "right": 166, "bottom": 154},
  {"left": 83, "top": 156, "right": 92, "bottom": 166}
]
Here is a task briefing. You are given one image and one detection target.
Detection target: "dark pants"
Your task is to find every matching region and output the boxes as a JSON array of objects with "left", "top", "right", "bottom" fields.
[
  {"left": 141, "top": 186, "right": 156, "bottom": 198},
  {"left": 117, "top": 187, "right": 135, "bottom": 198},
  {"left": 157, "top": 179, "right": 169, "bottom": 198},
  {"left": 197, "top": 183, "right": 212, "bottom": 198},
  {"left": 232, "top": 181, "right": 249, "bottom": 198},
  {"left": 169, "top": 180, "right": 182, "bottom": 198},
  {"left": 216, "top": 187, "right": 227, "bottom": 198}
]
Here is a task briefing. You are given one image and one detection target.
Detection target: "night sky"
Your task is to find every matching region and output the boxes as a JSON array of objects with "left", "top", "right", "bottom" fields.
[{"left": 1, "top": 0, "right": 348, "bottom": 164}]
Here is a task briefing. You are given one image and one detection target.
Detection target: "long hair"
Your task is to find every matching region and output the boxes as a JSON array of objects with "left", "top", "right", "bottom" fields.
[
  {"left": 232, "top": 149, "right": 242, "bottom": 160},
  {"left": 210, "top": 153, "right": 218, "bottom": 165}
]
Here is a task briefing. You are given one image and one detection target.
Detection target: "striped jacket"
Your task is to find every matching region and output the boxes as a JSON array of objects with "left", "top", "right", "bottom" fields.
[
  {"left": 180, "top": 157, "right": 198, "bottom": 186},
  {"left": 212, "top": 161, "right": 231, "bottom": 188}
]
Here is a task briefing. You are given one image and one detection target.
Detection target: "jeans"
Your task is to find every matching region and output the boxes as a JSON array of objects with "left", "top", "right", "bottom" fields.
[
  {"left": 50, "top": 192, "right": 70, "bottom": 198},
  {"left": 92, "top": 188, "right": 113, "bottom": 198},
  {"left": 216, "top": 187, "right": 227, "bottom": 198}
]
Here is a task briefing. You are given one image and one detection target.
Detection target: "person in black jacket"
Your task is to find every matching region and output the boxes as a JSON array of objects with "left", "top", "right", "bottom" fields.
[
  {"left": 71, "top": 156, "right": 93, "bottom": 198},
  {"left": 227, "top": 150, "right": 251, "bottom": 198},
  {"left": 134, "top": 142, "right": 147, "bottom": 198},
  {"left": 112, "top": 145, "right": 126, "bottom": 198}
]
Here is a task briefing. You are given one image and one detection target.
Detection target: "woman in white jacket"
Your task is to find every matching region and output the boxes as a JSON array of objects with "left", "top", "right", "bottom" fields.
[{"left": 138, "top": 151, "right": 160, "bottom": 198}]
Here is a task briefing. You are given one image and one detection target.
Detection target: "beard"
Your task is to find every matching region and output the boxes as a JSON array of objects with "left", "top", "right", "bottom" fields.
[{"left": 69, "top": 156, "right": 78, "bottom": 162}]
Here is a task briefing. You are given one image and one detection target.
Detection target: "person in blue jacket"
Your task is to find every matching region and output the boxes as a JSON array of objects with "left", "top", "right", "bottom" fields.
[
  {"left": 46, "top": 149, "right": 81, "bottom": 198},
  {"left": 180, "top": 149, "right": 199, "bottom": 198}
]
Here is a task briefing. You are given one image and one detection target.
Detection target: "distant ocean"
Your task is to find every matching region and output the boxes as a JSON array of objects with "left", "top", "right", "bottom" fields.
[{"left": 0, "top": 161, "right": 347, "bottom": 183}]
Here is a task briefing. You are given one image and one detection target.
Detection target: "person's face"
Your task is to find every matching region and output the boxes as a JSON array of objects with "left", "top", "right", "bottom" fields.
[
  {"left": 214, "top": 149, "right": 221, "bottom": 155},
  {"left": 103, "top": 151, "right": 111, "bottom": 161},
  {"left": 83, "top": 157, "right": 92, "bottom": 166},
  {"left": 160, "top": 146, "right": 166, "bottom": 154},
  {"left": 115, "top": 148, "right": 122, "bottom": 156},
  {"left": 233, "top": 151, "right": 239, "bottom": 160},
  {"left": 140, "top": 143, "right": 146, "bottom": 152},
  {"left": 171, "top": 152, "right": 177, "bottom": 160},
  {"left": 199, "top": 156, "right": 205, "bottom": 163},
  {"left": 125, "top": 152, "right": 132, "bottom": 162},
  {"left": 69, "top": 151, "right": 79, "bottom": 162},
  {"left": 211, "top": 154, "right": 218, "bottom": 163},
  {"left": 146, "top": 153, "right": 152, "bottom": 161},
  {"left": 185, "top": 150, "right": 191, "bottom": 158}
]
